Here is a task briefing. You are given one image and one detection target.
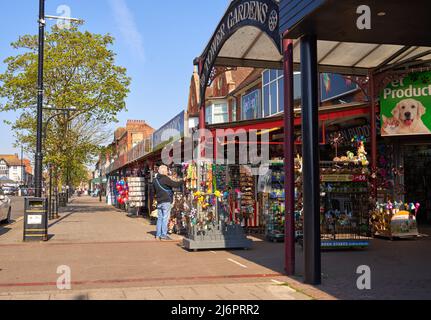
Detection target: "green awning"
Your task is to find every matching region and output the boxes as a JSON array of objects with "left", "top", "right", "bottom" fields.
[{"left": 91, "top": 177, "right": 107, "bottom": 185}]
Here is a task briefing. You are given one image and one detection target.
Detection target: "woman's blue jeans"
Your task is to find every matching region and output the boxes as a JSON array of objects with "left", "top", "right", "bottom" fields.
[{"left": 156, "top": 202, "right": 172, "bottom": 238}]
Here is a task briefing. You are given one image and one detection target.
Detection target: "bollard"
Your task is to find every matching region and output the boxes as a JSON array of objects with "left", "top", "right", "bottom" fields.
[{"left": 55, "top": 191, "right": 59, "bottom": 218}]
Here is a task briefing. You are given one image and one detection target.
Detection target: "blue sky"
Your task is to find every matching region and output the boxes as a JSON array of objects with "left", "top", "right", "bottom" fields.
[{"left": 0, "top": 0, "right": 229, "bottom": 156}]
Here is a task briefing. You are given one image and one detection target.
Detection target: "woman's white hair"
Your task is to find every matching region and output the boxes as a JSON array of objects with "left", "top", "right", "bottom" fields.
[{"left": 158, "top": 165, "right": 168, "bottom": 175}]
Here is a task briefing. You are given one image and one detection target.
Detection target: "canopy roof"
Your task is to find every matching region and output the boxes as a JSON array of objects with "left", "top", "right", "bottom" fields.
[
  {"left": 216, "top": 36, "right": 431, "bottom": 76},
  {"left": 200, "top": 0, "right": 431, "bottom": 80},
  {"left": 214, "top": 25, "right": 283, "bottom": 70},
  {"left": 280, "top": 0, "right": 431, "bottom": 75}
]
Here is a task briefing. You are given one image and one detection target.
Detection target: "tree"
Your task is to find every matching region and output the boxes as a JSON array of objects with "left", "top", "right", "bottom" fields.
[{"left": 0, "top": 23, "right": 131, "bottom": 188}]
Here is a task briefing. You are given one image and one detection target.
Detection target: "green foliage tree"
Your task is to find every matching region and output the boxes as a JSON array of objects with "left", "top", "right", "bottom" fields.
[{"left": 0, "top": 23, "right": 131, "bottom": 188}]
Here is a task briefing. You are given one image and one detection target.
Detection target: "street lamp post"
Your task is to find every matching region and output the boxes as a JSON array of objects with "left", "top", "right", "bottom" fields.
[
  {"left": 34, "top": 0, "right": 46, "bottom": 198},
  {"left": 33, "top": 1, "right": 82, "bottom": 198}
]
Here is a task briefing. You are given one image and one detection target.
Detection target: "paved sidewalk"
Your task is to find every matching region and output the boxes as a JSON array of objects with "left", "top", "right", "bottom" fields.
[
  {"left": 0, "top": 196, "right": 332, "bottom": 300},
  {"left": 0, "top": 281, "right": 314, "bottom": 300},
  {"left": 1, "top": 196, "right": 430, "bottom": 300},
  {"left": 0, "top": 196, "right": 183, "bottom": 244}
]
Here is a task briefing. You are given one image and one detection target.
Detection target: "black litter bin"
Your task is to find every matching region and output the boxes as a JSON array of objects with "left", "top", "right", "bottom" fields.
[
  {"left": 23, "top": 197, "right": 48, "bottom": 242},
  {"left": 59, "top": 193, "right": 67, "bottom": 207}
]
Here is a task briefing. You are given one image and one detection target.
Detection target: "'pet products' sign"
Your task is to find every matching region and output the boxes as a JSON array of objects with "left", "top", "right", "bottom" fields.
[{"left": 380, "top": 71, "right": 431, "bottom": 136}]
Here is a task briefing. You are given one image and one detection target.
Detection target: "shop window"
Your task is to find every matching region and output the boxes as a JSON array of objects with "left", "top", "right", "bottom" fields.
[
  {"left": 213, "top": 103, "right": 228, "bottom": 124},
  {"left": 206, "top": 102, "right": 228, "bottom": 125},
  {"left": 263, "top": 85, "right": 270, "bottom": 117},
  {"left": 205, "top": 105, "right": 212, "bottom": 124},
  {"left": 270, "top": 81, "right": 277, "bottom": 115},
  {"left": 0, "top": 161, "right": 8, "bottom": 176},
  {"left": 217, "top": 77, "right": 223, "bottom": 91},
  {"left": 278, "top": 77, "right": 284, "bottom": 112},
  {"left": 262, "top": 70, "right": 301, "bottom": 118},
  {"left": 241, "top": 89, "right": 261, "bottom": 121}
]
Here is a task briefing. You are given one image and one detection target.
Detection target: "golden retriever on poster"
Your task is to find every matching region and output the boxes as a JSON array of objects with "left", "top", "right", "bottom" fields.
[{"left": 391, "top": 98, "right": 431, "bottom": 134}]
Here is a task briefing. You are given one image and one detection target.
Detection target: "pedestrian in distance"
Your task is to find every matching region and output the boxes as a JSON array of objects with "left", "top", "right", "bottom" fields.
[{"left": 152, "top": 165, "right": 185, "bottom": 241}]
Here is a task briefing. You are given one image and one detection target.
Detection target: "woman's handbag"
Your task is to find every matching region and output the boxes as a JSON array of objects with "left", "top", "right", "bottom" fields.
[{"left": 150, "top": 208, "right": 159, "bottom": 218}]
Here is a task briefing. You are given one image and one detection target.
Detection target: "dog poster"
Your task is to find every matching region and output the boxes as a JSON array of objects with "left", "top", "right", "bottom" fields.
[{"left": 380, "top": 71, "right": 431, "bottom": 136}]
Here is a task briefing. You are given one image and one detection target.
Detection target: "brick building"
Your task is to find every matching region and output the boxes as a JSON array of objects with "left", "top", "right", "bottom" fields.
[
  {"left": 114, "top": 120, "right": 155, "bottom": 157},
  {"left": 188, "top": 66, "right": 367, "bottom": 127},
  {"left": 188, "top": 67, "right": 257, "bottom": 125}
]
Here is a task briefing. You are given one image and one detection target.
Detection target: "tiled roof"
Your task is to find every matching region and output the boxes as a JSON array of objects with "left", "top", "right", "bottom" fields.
[
  {"left": 230, "top": 67, "right": 255, "bottom": 86},
  {"left": 0, "top": 154, "right": 22, "bottom": 166},
  {"left": 229, "top": 68, "right": 264, "bottom": 96},
  {"left": 22, "top": 159, "right": 33, "bottom": 175}
]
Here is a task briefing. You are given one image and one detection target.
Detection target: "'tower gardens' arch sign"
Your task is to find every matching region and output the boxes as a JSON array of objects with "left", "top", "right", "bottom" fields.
[{"left": 197, "top": 0, "right": 280, "bottom": 105}]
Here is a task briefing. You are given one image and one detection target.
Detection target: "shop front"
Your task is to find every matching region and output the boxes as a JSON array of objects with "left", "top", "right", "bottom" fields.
[
  {"left": 281, "top": 0, "right": 431, "bottom": 284},
  {"left": 205, "top": 101, "right": 373, "bottom": 249},
  {"left": 371, "top": 71, "right": 431, "bottom": 238}
]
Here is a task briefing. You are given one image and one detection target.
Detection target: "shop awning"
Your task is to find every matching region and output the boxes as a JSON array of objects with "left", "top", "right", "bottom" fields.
[
  {"left": 214, "top": 24, "right": 283, "bottom": 70},
  {"left": 91, "top": 177, "right": 107, "bottom": 185},
  {"left": 280, "top": 0, "right": 431, "bottom": 75},
  {"left": 205, "top": 0, "right": 431, "bottom": 78}
]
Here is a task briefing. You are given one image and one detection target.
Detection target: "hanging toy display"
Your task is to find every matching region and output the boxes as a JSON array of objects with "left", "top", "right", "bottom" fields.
[
  {"left": 333, "top": 135, "right": 369, "bottom": 166},
  {"left": 183, "top": 160, "right": 253, "bottom": 251},
  {"left": 329, "top": 132, "right": 344, "bottom": 159},
  {"left": 185, "top": 162, "right": 198, "bottom": 190},
  {"left": 170, "top": 192, "right": 192, "bottom": 235},
  {"left": 115, "top": 179, "right": 129, "bottom": 206}
]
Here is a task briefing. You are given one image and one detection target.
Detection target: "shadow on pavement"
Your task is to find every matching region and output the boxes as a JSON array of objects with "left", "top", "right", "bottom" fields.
[
  {"left": 228, "top": 230, "right": 431, "bottom": 300},
  {"left": 0, "top": 225, "right": 12, "bottom": 237}
]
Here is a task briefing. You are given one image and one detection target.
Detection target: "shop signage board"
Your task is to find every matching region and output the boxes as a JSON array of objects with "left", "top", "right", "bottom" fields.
[
  {"left": 152, "top": 111, "right": 185, "bottom": 151},
  {"left": 321, "top": 240, "right": 369, "bottom": 249},
  {"left": 325, "top": 124, "right": 371, "bottom": 145},
  {"left": 242, "top": 89, "right": 260, "bottom": 120},
  {"left": 198, "top": 0, "right": 280, "bottom": 104},
  {"left": 381, "top": 71, "right": 431, "bottom": 136},
  {"left": 321, "top": 174, "right": 366, "bottom": 182}
]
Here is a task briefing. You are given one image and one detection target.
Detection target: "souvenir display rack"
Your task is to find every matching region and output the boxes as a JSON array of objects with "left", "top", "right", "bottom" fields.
[
  {"left": 239, "top": 166, "right": 258, "bottom": 229},
  {"left": 264, "top": 161, "right": 285, "bottom": 242},
  {"left": 370, "top": 201, "right": 420, "bottom": 239},
  {"left": 259, "top": 158, "right": 303, "bottom": 243},
  {"left": 294, "top": 156, "right": 304, "bottom": 241},
  {"left": 169, "top": 191, "right": 190, "bottom": 235},
  {"left": 370, "top": 143, "right": 422, "bottom": 239},
  {"left": 320, "top": 161, "right": 371, "bottom": 249},
  {"left": 182, "top": 161, "right": 252, "bottom": 251},
  {"left": 127, "top": 177, "right": 146, "bottom": 217}
]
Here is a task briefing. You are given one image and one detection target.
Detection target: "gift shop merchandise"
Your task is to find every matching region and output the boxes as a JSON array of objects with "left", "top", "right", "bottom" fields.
[
  {"left": 182, "top": 161, "right": 252, "bottom": 250},
  {"left": 111, "top": 179, "right": 129, "bottom": 208},
  {"left": 370, "top": 201, "right": 420, "bottom": 238},
  {"left": 317, "top": 136, "right": 372, "bottom": 248},
  {"left": 127, "top": 177, "right": 146, "bottom": 216},
  {"left": 259, "top": 157, "right": 304, "bottom": 242}
]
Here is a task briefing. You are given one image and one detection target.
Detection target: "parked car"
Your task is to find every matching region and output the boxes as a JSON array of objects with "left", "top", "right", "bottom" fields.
[
  {"left": 2, "top": 186, "right": 17, "bottom": 196},
  {"left": 0, "top": 190, "right": 12, "bottom": 224}
]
